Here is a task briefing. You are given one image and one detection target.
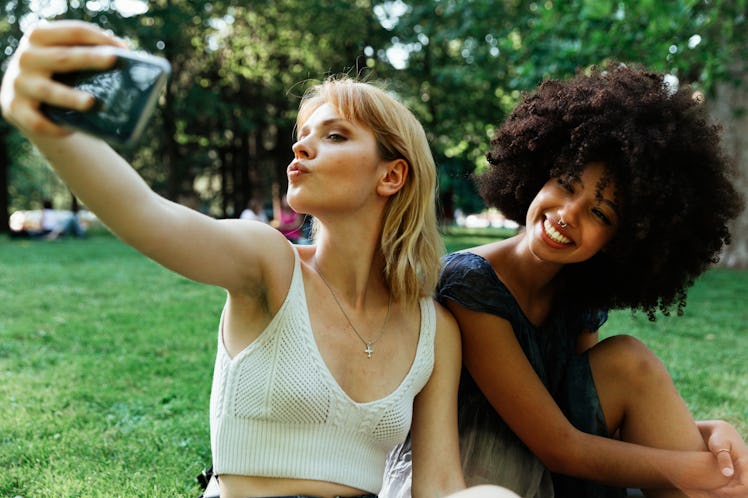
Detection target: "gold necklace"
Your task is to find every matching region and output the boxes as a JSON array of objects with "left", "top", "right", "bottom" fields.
[{"left": 312, "top": 256, "right": 392, "bottom": 359}]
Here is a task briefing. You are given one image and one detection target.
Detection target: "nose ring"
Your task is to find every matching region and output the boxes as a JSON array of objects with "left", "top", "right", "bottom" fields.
[{"left": 557, "top": 218, "right": 567, "bottom": 228}]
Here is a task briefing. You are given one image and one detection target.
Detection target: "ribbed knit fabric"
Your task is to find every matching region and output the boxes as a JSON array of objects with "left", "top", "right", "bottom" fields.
[{"left": 210, "top": 247, "right": 436, "bottom": 494}]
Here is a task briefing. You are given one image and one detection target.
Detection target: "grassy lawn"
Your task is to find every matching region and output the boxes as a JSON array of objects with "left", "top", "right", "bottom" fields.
[
  {"left": 0, "top": 234, "right": 222, "bottom": 497},
  {"left": 1, "top": 230, "right": 746, "bottom": 496}
]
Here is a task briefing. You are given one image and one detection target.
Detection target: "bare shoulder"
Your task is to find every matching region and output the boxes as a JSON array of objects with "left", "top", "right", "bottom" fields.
[
  {"left": 464, "top": 236, "right": 523, "bottom": 278},
  {"left": 218, "top": 218, "right": 297, "bottom": 297},
  {"left": 470, "top": 235, "right": 517, "bottom": 260},
  {"left": 433, "top": 299, "right": 461, "bottom": 350}
]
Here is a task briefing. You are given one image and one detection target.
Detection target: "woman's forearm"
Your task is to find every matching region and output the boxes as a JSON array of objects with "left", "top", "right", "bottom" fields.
[
  {"left": 29, "top": 132, "right": 174, "bottom": 245},
  {"left": 557, "top": 429, "right": 729, "bottom": 492}
]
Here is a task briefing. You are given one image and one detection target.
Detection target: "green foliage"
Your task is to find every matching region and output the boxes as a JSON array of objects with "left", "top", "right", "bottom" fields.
[
  {"left": 376, "top": 1, "right": 529, "bottom": 217},
  {"left": 504, "top": 0, "right": 747, "bottom": 92},
  {"left": 2, "top": 1, "right": 746, "bottom": 217},
  {"left": 380, "top": 0, "right": 747, "bottom": 213}
]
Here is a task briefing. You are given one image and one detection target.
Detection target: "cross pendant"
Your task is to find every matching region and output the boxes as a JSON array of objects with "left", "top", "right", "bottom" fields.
[{"left": 364, "top": 344, "right": 374, "bottom": 358}]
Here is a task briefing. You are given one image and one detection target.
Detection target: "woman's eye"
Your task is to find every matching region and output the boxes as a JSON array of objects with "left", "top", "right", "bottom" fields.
[
  {"left": 327, "top": 133, "right": 346, "bottom": 141},
  {"left": 592, "top": 208, "right": 611, "bottom": 225}
]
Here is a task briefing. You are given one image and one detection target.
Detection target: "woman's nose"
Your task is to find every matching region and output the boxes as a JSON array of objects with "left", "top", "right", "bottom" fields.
[
  {"left": 292, "top": 137, "right": 313, "bottom": 158},
  {"left": 558, "top": 199, "right": 583, "bottom": 227}
]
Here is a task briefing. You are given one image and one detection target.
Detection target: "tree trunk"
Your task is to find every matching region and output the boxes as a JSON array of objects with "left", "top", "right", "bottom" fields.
[{"left": 712, "top": 68, "right": 748, "bottom": 269}]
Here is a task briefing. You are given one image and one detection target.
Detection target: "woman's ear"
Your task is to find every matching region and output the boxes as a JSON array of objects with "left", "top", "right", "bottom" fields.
[{"left": 377, "top": 158, "right": 408, "bottom": 197}]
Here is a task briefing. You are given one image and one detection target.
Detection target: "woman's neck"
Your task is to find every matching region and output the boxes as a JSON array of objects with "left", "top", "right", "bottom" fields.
[
  {"left": 308, "top": 228, "right": 387, "bottom": 311},
  {"left": 480, "top": 232, "right": 564, "bottom": 326}
]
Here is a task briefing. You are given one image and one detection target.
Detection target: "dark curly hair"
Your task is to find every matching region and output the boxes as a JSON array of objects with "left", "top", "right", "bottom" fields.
[{"left": 478, "top": 62, "right": 744, "bottom": 319}]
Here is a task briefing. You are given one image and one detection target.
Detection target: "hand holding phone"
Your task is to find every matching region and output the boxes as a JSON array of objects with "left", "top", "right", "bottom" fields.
[{"left": 40, "top": 48, "right": 171, "bottom": 148}]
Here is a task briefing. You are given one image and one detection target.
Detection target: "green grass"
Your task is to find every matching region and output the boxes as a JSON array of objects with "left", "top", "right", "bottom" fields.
[
  {"left": 442, "top": 225, "right": 519, "bottom": 253},
  {"left": 0, "top": 234, "right": 224, "bottom": 497},
  {"left": 603, "top": 269, "right": 748, "bottom": 433},
  {"left": 1, "top": 230, "right": 746, "bottom": 496}
]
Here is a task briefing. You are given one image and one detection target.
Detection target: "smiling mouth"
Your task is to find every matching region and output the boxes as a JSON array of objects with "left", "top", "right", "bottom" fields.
[{"left": 543, "top": 218, "right": 572, "bottom": 245}]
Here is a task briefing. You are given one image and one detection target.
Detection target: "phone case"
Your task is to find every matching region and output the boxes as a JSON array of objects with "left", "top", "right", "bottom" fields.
[{"left": 41, "top": 48, "right": 171, "bottom": 148}]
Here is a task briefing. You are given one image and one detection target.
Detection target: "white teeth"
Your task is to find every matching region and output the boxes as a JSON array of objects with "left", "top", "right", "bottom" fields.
[{"left": 543, "top": 219, "right": 572, "bottom": 245}]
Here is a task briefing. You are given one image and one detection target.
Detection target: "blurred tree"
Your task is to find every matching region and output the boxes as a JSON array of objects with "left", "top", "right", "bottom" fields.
[
  {"left": 3, "top": 0, "right": 746, "bottom": 263},
  {"left": 171, "top": 0, "right": 393, "bottom": 217},
  {"left": 1, "top": 0, "right": 392, "bottom": 223},
  {"left": 378, "top": 0, "right": 529, "bottom": 220},
  {"left": 386, "top": 0, "right": 747, "bottom": 265},
  {"left": 0, "top": 0, "right": 29, "bottom": 233}
]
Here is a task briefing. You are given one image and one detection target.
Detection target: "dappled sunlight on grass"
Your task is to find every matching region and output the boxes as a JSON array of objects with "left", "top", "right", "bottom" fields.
[{"left": 0, "top": 231, "right": 745, "bottom": 495}]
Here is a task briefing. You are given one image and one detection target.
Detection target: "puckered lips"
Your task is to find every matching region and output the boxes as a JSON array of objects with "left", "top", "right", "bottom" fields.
[
  {"left": 542, "top": 217, "right": 573, "bottom": 246},
  {"left": 287, "top": 160, "right": 309, "bottom": 181}
]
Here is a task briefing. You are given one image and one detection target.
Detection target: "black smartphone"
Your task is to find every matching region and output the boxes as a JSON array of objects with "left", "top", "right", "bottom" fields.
[{"left": 40, "top": 48, "right": 171, "bottom": 148}]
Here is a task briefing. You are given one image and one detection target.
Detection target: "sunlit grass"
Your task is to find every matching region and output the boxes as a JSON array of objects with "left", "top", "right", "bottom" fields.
[
  {"left": 0, "top": 235, "right": 223, "bottom": 497},
  {"left": 604, "top": 268, "right": 748, "bottom": 434},
  {"left": 1, "top": 231, "right": 745, "bottom": 496}
]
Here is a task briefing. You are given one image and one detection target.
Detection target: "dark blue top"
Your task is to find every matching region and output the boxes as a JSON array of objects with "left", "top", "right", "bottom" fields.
[{"left": 436, "top": 251, "right": 625, "bottom": 498}]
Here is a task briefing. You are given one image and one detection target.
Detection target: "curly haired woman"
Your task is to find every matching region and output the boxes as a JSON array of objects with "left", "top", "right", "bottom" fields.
[
  {"left": 384, "top": 63, "right": 747, "bottom": 498},
  {"left": 439, "top": 63, "right": 747, "bottom": 497}
]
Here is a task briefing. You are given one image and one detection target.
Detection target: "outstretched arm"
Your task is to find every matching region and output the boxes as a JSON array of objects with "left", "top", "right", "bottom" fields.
[
  {"left": 447, "top": 300, "right": 738, "bottom": 495},
  {"left": 0, "top": 20, "right": 289, "bottom": 295}
]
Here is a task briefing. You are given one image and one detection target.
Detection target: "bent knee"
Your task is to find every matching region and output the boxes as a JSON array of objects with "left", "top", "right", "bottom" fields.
[{"left": 590, "top": 334, "right": 672, "bottom": 392}]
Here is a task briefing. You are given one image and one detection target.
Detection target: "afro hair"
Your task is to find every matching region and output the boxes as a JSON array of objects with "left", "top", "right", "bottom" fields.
[{"left": 478, "top": 62, "right": 744, "bottom": 319}]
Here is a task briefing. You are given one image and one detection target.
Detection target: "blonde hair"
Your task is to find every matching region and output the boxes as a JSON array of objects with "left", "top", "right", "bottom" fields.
[{"left": 297, "top": 76, "right": 443, "bottom": 305}]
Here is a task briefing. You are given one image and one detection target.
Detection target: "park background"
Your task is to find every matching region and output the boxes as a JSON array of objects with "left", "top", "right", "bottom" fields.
[{"left": 1, "top": 1, "right": 746, "bottom": 496}]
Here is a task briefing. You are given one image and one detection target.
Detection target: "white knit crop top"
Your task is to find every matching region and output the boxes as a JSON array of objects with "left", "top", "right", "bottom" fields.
[{"left": 209, "top": 246, "right": 436, "bottom": 494}]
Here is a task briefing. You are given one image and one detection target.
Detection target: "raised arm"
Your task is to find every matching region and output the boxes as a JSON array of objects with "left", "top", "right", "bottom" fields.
[
  {"left": 410, "top": 303, "right": 466, "bottom": 498},
  {"left": 447, "top": 301, "right": 737, "bottom": 494},
  {"left": 0, "top": 20, "right": 289, "bottom": 293}
]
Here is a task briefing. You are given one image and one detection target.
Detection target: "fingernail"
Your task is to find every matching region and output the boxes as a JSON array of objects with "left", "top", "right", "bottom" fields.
[
  {"left": 79, "top": 94, "right": 95, "bottom": 110},
  {"left": 722, "top": 467, "right": 734, "bottom": 477}
]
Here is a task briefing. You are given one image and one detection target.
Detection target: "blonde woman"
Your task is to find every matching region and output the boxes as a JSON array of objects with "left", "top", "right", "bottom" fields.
[{"left": 1, "top": 20, "right": 522, "bottom": 498}]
